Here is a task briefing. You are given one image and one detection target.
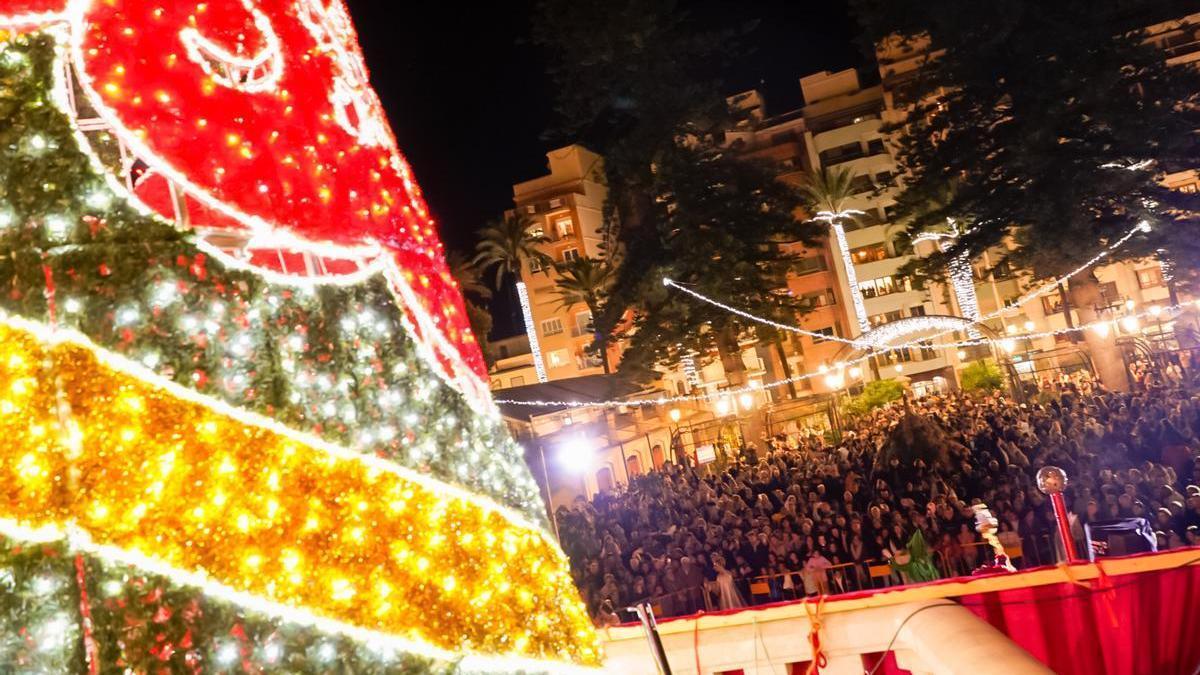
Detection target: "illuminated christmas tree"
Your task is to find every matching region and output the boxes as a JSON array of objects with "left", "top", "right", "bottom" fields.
[{"left": 0, "top": 2, "right": 598, "bottom": 672}]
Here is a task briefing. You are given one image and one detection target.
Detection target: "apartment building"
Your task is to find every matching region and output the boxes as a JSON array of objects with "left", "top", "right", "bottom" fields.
[
  {"left": 727, "top": 68, "right": 963, "bottom": 395},
  {"left": 876, "top": 24, "right": 1187, "bottom": 386},
  {"left": 508, "top": 145, "right": 610, "bottom": 381}
]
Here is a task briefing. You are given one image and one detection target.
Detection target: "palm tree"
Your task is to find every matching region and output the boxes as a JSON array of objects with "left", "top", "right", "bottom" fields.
[
  {"left": 472, "top": 214, "right": 550, "bottom": 381},
  {"left": 444, "top": 250, "right": 493, "bottom": 301},
  {"left": 800, "top": 166, "right": 871, "bottom": 335},
  {"left": 552, "top": 256, "right": 615, "bottom": 373},
  {"left": 444, "top": 251, "right": 494, "bottom": 364},
  {"left": 471, "top": 214, "right": 548, "bottom": 288}
]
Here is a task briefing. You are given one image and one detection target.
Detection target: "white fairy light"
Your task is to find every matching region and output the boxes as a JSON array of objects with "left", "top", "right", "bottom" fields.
[
  {"left": 916, "top": 221, "right": 983, "bottom": 339},
  {"left": 516, "top": 281, "right": 548, "bottom": 383},
  {"left": 62, "top": 298, "right": 82, "bottom": 314},
  {"left": 26, "top": 133, "right": 48, "bottom": 154},
  {"left": 43, "top": 214, "right": 71, "bottom": 241},
  {"left": 114, "top": 306, "right": 140, "bottom": 327},
  {"left": 813, "top": 210, "right": 871, "bottom": 335},
  {"left": 36, "top": 613, "right": 71, "bottom": 649},
  {"left": 216, "top": 642, "right": 239, "bottom": 665},
  {"left": 32, "top": 575, "right": 56, "bottom": 595},
  {"left": 84, "top": 188, "right": 111, "bottom": 210},
  {"left": 0, "top": 208, "right": 13, "bottom": 229}
]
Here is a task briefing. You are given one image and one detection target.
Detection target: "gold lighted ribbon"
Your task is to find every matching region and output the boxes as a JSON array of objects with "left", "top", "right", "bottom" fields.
[{"left": 0, "top": 319, "right": 600, "bottom": 669}]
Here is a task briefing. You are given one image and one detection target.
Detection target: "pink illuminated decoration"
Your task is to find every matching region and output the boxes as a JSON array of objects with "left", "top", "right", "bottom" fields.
[{"left": 2, "top": 0, "right": 488, "bottom": 388}]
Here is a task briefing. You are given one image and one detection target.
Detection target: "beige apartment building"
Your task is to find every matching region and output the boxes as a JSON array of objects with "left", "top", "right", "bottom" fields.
[
  {"left": 491, "top": 12, "right": 1200, "bottom": 508},
  {"left": 506, "top": 145, "right": 610, "bottom": 384}
]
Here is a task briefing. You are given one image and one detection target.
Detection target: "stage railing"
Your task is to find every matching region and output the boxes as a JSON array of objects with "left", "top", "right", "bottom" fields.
[{"left": 632, "top": 534, "right": 1059, "bottom": 619}]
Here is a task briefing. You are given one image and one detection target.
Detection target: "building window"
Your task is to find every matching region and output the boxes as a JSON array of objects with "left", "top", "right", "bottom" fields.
[
  {"left": 869, "top": 310, "right": 904, "bottom": 327},
  {"left": 866, "top": 138, "right": 886, "bottom": 156},
  {"left": 874, "top": 170, "right": 895, "bottom": 186},
  {"left": 1179, "top": 183, "right": 1198, "bottom": 193},
  {"left": 549, "top": 197, "right": 563, "bottom": 208},
  {"left": 818, "top": 141, "right": 866, "bottom": 166},
  {"left": 848, "top": 174, "right": 874, "bottom": 194},
  {"left": 547, "top": 349, "right": 568, "bottom": 368},
  {"left": 1137, "top": 267, "right": 1165, "bottom": 289},
  {"left": 510, "top": 376, "right": 525, "bottom": 387},
  {"left": 554, "top": 216, "right": 575, "bottom": 238},
  {"left": 524, "top": 204, "right": 536, "bottom": 214},
  {"left": 793, "top": 255, "right": 828, "bottom": 275},
  {"left": 578, "top": 350, "right": 603, "bottom": 369},
  {"left": 529, "top": 256, "right": 544, "bottom": 273},
  {"left": 799, "top": 289, "right": 836, "bottom": 309},
  {"left": 541, "top": 318, "right": 564, "bottom": 336},
  {"left": 562, "top": 248, "right": 581, "bottom": 263},
  {"left": 850, "top": 243, "right": 888, "bottom": 265},
  {"left": 1041, "top": 294, "right": 1065, "bottom": 315},
  {"left": 811, "top": 326, "right": 839, "bottom": 343},
  {"left": 574, "top": 311, "right": 593, "bottom": 337},
  {"left": 1099, "top": 281, "right": 1121, "bottom": 307},
  {"left": 859, "top": 275, "right": 909, "bottom": 299}
]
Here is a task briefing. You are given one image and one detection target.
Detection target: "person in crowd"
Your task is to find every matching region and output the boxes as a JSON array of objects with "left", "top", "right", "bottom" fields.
[{"left": 558, "top": 378, "right": 1200, "bottom": 617}]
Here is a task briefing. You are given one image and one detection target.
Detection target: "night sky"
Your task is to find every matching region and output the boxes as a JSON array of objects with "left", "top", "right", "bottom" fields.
[
  {"left": 347, "top": 1, "right": 863, "bottom": 335},
  {"left": 348, "top": 0, "right": 863, "bottom": 254}
]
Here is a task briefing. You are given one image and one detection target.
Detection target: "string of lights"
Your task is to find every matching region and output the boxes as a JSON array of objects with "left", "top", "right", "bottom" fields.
[
  {"left": 663, "top": 220, "right": 1151, "bottom": 351},
  {"left": 494, "top": 299, "right": 1194, "bottom": 409}
]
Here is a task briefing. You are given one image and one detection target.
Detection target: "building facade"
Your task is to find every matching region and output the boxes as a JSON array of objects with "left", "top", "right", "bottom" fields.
[{"left": 509, "top": 145, "right": 610, "bottom": 382}]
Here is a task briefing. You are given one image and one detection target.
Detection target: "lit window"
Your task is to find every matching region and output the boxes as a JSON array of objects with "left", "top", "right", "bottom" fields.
[
  {"left": 850, "top": 244, "right": 888, "bottom": 264},
  {"left": 541, "top": 318, "right": 564, "bottom": 336},
  {"left": 574, "top": 311, "right": 593, "bottom": 336},
  {"left": 555, "top": 216, "right": 575, "bottom": 238},
  {"left": 547, "top": 349, "right": 568, "bottom": 367},
  {"left": 1137, "top": 267, "right": 1164, "bottom": 288}
]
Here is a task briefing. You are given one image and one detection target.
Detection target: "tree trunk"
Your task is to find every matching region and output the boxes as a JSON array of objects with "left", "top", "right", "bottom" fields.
[
  {"left": 773, "top": 338, "right": 798, "bottom": 399},
  {"left": 1056, "top": 282, "right": 1076, "bottom": 341},
  {"left": 1069, "top": 274, "right": 1130, "bottom": 391},
  {"left": 716, "top": 326, "right": 748, "bottom": 388}
]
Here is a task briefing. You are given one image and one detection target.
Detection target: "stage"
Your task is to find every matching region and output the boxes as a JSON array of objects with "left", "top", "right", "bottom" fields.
[{"left": 599, "top": 548, "right": 1200, "bottom": 674}]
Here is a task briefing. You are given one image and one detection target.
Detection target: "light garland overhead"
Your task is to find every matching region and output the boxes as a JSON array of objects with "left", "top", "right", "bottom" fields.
[
  {"left": 663, "top": 220, "right": 1151, "bottom": 351},
  {"left": 495, "top": 300, "right": 1194, "bottom": 409}
]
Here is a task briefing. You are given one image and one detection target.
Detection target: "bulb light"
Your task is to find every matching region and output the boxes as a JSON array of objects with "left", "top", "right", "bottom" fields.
[{"left": 0, "top": 316, "right": 599, "bottom": 670}]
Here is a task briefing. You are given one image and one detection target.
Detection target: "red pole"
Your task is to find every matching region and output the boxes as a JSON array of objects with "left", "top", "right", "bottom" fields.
[{"left": 1050, "top": 492, "right": 1079, "bottom": 563}]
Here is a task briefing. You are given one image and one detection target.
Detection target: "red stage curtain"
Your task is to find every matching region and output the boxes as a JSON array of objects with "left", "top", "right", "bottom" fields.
[{"left": 961, "top": 563, "right": 1200, "bottom": 675}]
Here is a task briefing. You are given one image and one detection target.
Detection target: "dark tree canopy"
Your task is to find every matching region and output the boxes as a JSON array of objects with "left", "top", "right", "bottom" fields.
[
  {"left": 852, "top": 0, "right": 1200, "bottom": 289},
  {"left": 533, "top": 0, "right": 819, "bottom": 382}
]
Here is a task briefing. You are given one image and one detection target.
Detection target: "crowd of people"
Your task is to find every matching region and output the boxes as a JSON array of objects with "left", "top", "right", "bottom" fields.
[{"left": 556, "top": 376, "right": 1200, "bottom": 622}]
